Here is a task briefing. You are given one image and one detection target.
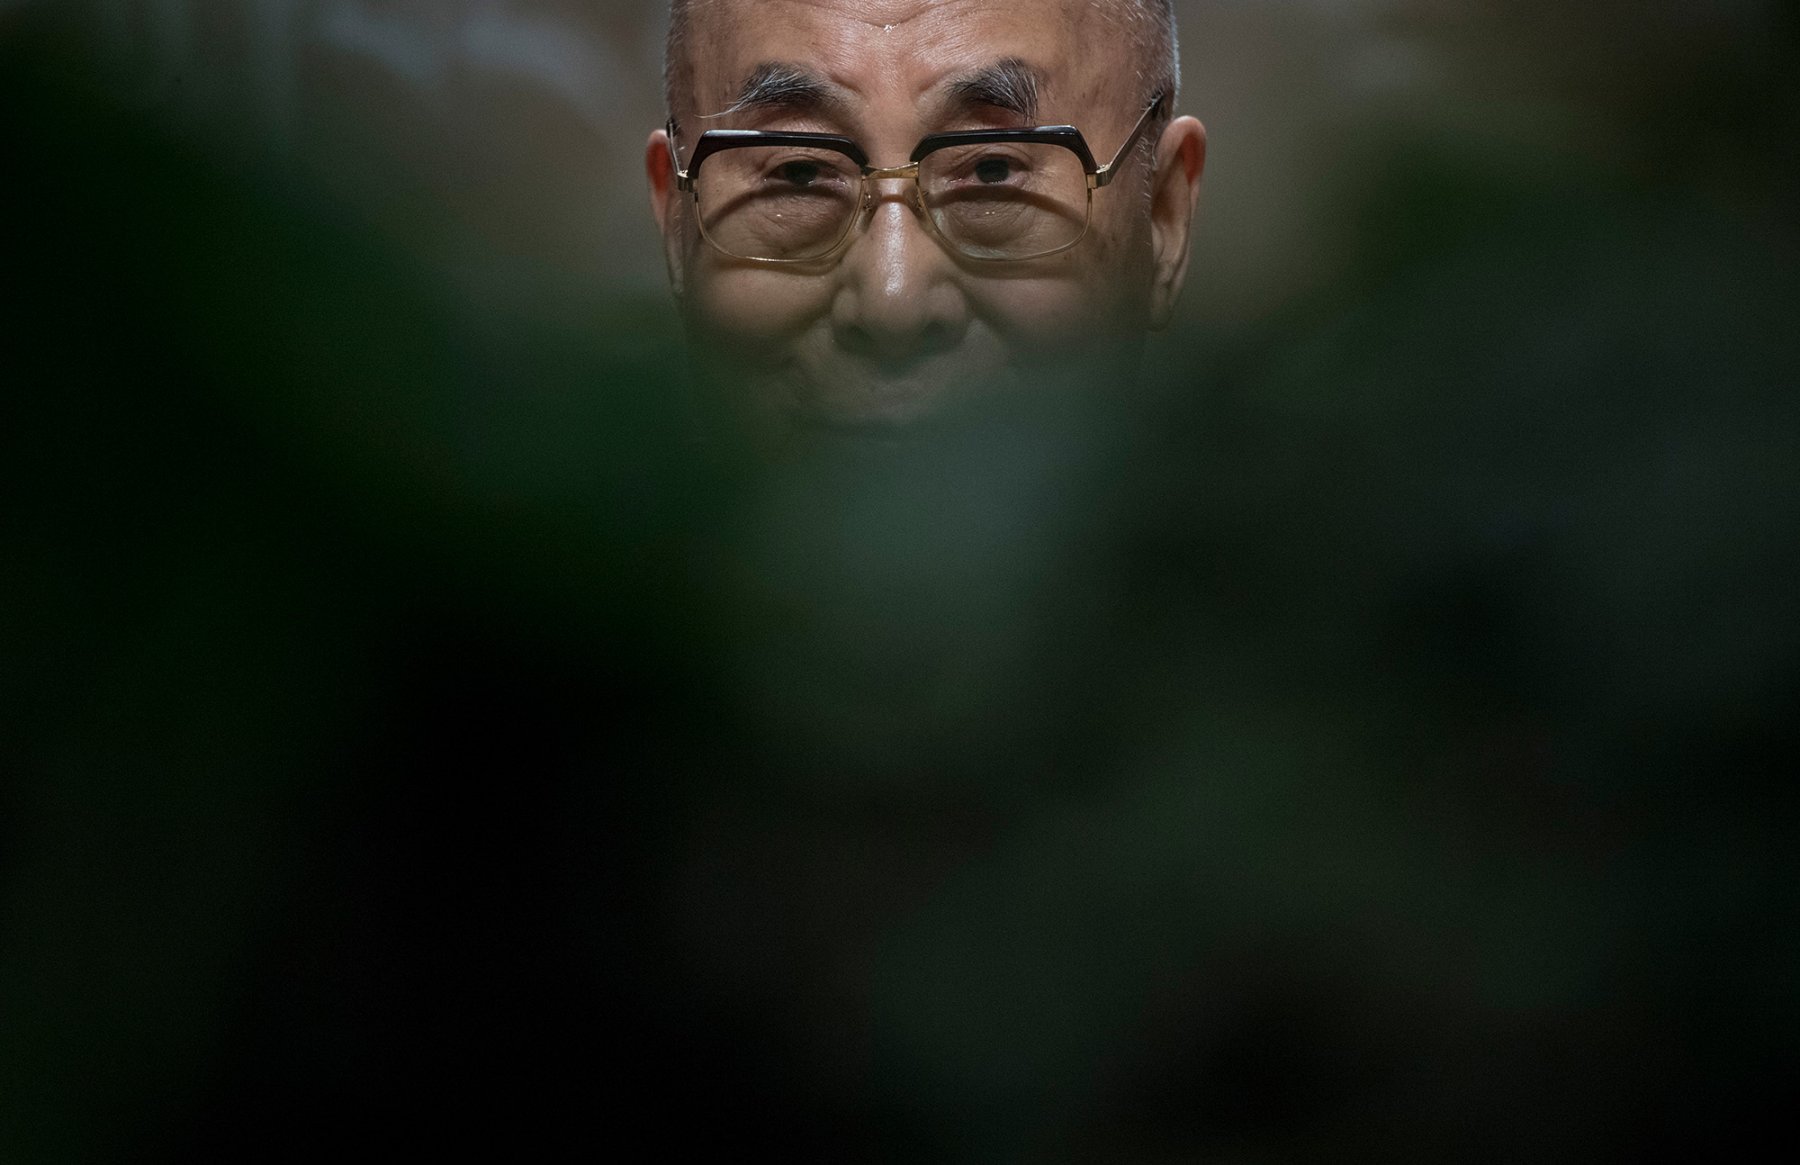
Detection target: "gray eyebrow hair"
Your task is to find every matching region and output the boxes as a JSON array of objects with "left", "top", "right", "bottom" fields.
[
  {"left": 700, "top": 61, "right": 846, "bottom": 120},
  {"left": 943, "top": 57, "right": 1044, "bottom": 123},
  {"left": 696, "top": 57, "right": 1045, "bottom": 127}
]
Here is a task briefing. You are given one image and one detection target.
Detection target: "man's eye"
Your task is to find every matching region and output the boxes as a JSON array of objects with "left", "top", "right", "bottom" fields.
[
  {"left": 974, "top": 156, "right": 1016, "bottom": 184},
  {"left": 773, "top": 161, "right": 824, "bottom": 187}
]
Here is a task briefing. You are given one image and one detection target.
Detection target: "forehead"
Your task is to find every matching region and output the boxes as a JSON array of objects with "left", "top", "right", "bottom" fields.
[{"left": 681, "top": 0, "right": 1126, "bottom": 114}]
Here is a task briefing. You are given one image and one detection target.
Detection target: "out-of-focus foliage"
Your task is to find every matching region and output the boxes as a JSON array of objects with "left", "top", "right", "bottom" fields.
[{"left": 3, "top": 2, "right": 1798, "bottom": 1160}]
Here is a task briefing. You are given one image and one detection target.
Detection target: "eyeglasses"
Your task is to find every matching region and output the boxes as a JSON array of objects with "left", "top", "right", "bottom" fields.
[{"left": 667, "top": 92, "right": 1169, "bottom": 265}]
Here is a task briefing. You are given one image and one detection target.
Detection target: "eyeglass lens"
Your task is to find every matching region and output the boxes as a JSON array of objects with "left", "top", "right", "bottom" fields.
[{"left": 694, "top": 141, "right": 1091, "bottom": 262}]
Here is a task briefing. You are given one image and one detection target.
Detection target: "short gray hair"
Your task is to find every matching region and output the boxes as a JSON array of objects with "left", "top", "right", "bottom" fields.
[{"left": 664, "top": 0, "right": 1179, "bottom": 118}]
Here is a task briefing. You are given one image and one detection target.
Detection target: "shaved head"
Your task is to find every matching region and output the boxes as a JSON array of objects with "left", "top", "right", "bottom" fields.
[{"left": 664, "top": 0, "right": 1180, "bottom": 119}]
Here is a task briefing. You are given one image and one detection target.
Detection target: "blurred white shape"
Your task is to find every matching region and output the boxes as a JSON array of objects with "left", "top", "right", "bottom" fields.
[
  {"left": 319, "top": 0, "right": 451, "bottom": 89},
  {"left": 461, "top": 1, "right": 623, "bottom": 127},
  {"left": 313, "top": 0, "right": 624, "bottom": 128}
]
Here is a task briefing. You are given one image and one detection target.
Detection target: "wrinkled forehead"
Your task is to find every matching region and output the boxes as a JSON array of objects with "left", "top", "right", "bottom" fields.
[{"left": 677, "top": 0, "right": 1130, "bottom": 123}]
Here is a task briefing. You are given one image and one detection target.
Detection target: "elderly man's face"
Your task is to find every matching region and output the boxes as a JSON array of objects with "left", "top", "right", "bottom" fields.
[{"left": 647, "top": 0, "right": 1205, "bottom": 448}]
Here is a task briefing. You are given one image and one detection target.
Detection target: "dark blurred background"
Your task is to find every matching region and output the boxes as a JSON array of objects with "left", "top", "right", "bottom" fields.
[{"left": 3, "top": 1, "right": 1798, "bottom": 1160}]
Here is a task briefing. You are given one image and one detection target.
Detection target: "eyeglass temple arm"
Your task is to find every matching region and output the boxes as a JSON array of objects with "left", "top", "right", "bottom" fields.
[
  {"left": 666, "top": 119, "right": 694, "bottom": 190},
  {"left": 1091, "top": 91, "right": 1169, "bottom": 188}
]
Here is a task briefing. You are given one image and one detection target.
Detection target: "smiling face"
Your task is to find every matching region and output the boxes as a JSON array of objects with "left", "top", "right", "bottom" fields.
[{"left": 647, "top": 0, "right": 1205, "bottom": 452}]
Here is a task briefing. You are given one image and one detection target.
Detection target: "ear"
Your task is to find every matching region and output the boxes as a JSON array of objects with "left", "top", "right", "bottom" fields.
[
  {"left": 646, "top": 128, "right": 688, "bottom": 298},
  {"left": 1147, "top": 115, "right": 1206, "bottom": 330}
]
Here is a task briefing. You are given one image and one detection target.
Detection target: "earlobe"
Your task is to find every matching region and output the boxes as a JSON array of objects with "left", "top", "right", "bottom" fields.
[
  {"left": 1148, "top": 116, "right": 1206, "bottom": 330},
  {"left": 646, "top": 129, "right": 688, "bottom": 298}
]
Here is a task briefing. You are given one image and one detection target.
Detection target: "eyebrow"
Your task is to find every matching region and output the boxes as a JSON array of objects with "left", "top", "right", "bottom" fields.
[
  {"left": 942, "top": 57, "right": 1044, "bottom": 123},
  {"left": 700, "top": 56, "right": 1049, "bottom": 129},
  {"left": 704, "top": 61, "right": 847, "bottom": 121}
]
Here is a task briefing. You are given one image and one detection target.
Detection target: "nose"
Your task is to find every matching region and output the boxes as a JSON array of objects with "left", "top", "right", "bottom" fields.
[{"left": 830, "top": 182, "right": 970, "bottom": 368}]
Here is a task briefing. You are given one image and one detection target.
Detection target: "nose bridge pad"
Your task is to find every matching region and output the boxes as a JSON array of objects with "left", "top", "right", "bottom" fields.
[{"left": 860, "top": 166, "right": 927, "bottom": 220}]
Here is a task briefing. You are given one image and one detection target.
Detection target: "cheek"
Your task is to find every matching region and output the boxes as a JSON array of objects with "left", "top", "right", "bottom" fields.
[
  {"left": 966, "top": 240, "right": 1149, "bottom": 350},
  {"left": 967, "top": 277, "right": 1093, "bottom": 343},
  {"left": 686, "top": 263, "right": 833, "bottom": 350}
]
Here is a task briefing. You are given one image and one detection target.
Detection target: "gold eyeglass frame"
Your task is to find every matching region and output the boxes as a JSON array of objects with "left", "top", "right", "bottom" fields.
[{"left": 666, "top": 91, "right": 1170, "bottom": 265}]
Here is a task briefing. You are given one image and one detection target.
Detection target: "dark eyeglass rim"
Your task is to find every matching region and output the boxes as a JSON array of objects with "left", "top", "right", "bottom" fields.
[{"left": 671, "top": 90, "right": 1167, "bottom": 190}]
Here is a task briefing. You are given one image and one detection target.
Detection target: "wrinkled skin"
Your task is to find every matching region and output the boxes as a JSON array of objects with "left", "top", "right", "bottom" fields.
[{"left": 646, "top": 0, "right": 1206, "bottom": 452}]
